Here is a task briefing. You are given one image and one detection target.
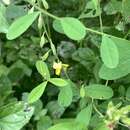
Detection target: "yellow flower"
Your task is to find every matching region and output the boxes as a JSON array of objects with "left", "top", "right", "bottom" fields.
[
  {"left": 62, "top": 63, "right": 69, "bottom": 71},
  {"left": 53, "top": 61, "right": 69, "bottom": 76},
  {"left": 53, "top": 62, "right": 62, "bottom": 76}
]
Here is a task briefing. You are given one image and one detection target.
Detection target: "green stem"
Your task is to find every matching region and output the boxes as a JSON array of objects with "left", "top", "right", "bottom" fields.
[
  {"left": 26, "top": 0, "right": 60, "bottom": 20},
  {"left": 0, "top": 40, "right": 2, "bottom": 56},
  {"left": 98, "top": 0, "right": 103, "bottom": 33},
  {"left": 42, "top": 20, "right": 59, "bottom": 60},
  {"left": 85, "top": 27, "right": 103, "bottom": 35},
  {"left": 46, "top": 16, "right": 51, "bottom": 37},
  {"left": 105, "top": 80, "right": 109, "bottom": 86},
  {"left": 124, "top": 30, "right": 130, "bottom": 39},
  {"left": 63, "top": 68, "right": 70, "bottom": 79},
  {"left": 92, "top": 99, "right": 104, "bottom": 118}
]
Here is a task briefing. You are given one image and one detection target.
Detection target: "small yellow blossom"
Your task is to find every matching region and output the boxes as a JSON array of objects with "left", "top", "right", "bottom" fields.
[
  {"left": 53, "top": 62, "right": 62, "bottom": 75},
  {"left": 53, "top": 61, "right": 69, "bottom": 75},
  {"left": 62, "top": 64, "right": 69, "bottom": 71}
]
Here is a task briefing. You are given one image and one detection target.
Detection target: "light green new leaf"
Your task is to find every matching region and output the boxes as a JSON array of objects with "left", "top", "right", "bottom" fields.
[
  {"left": 28, "top": 81, "right": 47, "bottom": 104},
  {"left": 6, "top": 12, "right": 39, "bottom": 40},
  {"left": 99, "top": 36, "right": 130, "bottom": 80},
  {"left": 61, "top": 17, "right": 86, "bottom": 40},
  {"left": 49, "top": 78, "right": 68, "bottom": 87},
  {"left": 100, "top": 35, "right": 119, "bottom": 68},
  {"left": 58, "top": 83, "right": 73, "bottom": 107},
  {"left": 121, "top": 117, "right": 130, "bottom": 125},
  {"left": 36, "top": 60, "right": 50, "bottom": 80},
  {"left": 120, "top": 105, "right": 130, "bottom": 114},
  {"left": 85, "top": 84, "right": 113, "bottom": 99},
  {"left": 76, "top": 104, "right": 92, "bottom": 127},
  {"left": 0, "top": 104, "right": 34, "bottom": 130}
]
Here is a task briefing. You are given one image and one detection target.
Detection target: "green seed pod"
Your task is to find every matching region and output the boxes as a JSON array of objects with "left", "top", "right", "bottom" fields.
[
  {"left": 40, "top": 32, "right": 48, "bottom": 48},
  {"left": 41, "top": 50, "right": 50, "bottom": 61},
  {"left": 80, "top": 85, "right": 85, "bottom": 98},
  {"left": 38, "top": 13, "right": 43, "bottom": 31},
  {"left": 42, "top": 0, "right": 49, "bottom": 10}
]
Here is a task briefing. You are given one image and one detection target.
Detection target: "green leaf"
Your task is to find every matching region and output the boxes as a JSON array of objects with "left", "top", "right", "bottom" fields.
[
  {"left": 122, "top": 0, "right": 130, "bottom": 23},
  {"left": 58, "top": 83, "right": 73, "bottom": 107},
  {"left": 121, "top": 117, "right": 130, "bottom": 125},
  {"left": 6, "top": 5, "right": 27, "bottom": 21},
  {"left": 120, "top": 105, "right": 130, "bottom": 114},
  {"left": 54, "top": 17, "right": 86, "bottom": 41},
  {"left": 100, "top": 35, "right": 119, "bottom": 68},
  {"left": 126, "top": 87, "right": 130, "bottom": 100},
  {"left": 0, "top": 4, "right": 9, "bottom": 33},
  {"left": 47, "top": 121, "right": 85, "bottom": 130},
  {"left": 53, "top": 17, "right": 86, "bottom": 40},
  {"left": 37, "top": 116, "right": 52, "bottom": 130},
  {"left": 49, "top": 78, "right": 68, "bottom": 87},
  {"left": 10, "top": 60, "right": 32, "bottom": 76},
  {"left": 0, "top": 65, "right": 9, "bottom": 76},
  {"left": 85, "top": 84, "right": 113, "bottom": 99},
  {"left": 79, "top": 1, "right": 100, "bottom": 19},
  {"left": 53, "top": 19, "right": 64, "bottom": 34},
  {"left": 76, "top": 104, "right": 92, "bottom": 127},
  {"left": 36, "top": 60, "right": 50, "bottom": 80},
  {"left": 6, "top": 12, "right": 39, "bottom": 40},
  {"left": 0, "top": 102, "right": 23, "bottom": 118},
  {"left": 104, "top": 0, "right": 122, "bottom": 15},
  {"left": 28, "top": 81, "right": 47, "bottom": 104},
  {"left": 0, "top": 104, "right": 34, "bottom": 130},
  {"left": 99, "top": 36, "right": 130, "bottom": 80},
  {"left": 46, "top": 101, "right": 65, "bottom": 119},
  {"left": 93, "top": 122, "right": 109, "bottom": 130},
  {"left": 92, "top": 0, "right": 98, "bottom": 10},
  {"left": 0, "top": 76, "right": 12, "bottom": 99}
]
